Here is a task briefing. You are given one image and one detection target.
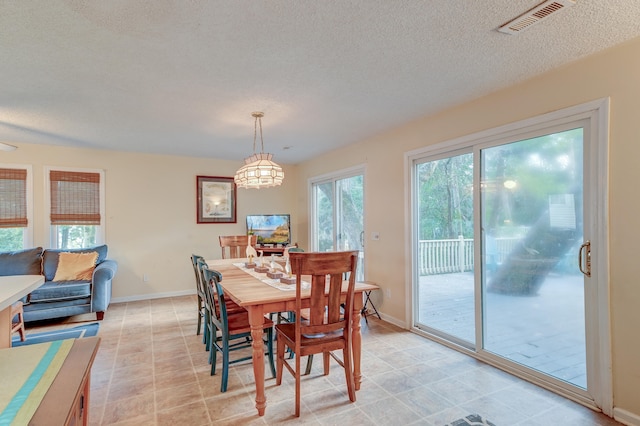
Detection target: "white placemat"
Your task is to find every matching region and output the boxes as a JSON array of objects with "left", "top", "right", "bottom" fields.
[{"left": 233, "top": 263, "right": 310, "bottom": 291}]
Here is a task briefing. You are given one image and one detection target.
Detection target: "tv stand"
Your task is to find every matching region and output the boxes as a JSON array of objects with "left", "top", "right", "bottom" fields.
[{"left": 257, "top": 246, "right": 285, "bottom": 256}]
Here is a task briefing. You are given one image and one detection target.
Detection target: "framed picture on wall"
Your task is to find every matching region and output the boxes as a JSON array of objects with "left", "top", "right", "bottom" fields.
[{"left": 196, "top": 176, "right": 237, "bottom": 223}]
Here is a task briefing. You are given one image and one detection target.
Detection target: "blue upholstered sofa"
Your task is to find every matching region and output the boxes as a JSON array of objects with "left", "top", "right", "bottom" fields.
[{"left": 0, "top": 245, "right": 117, "bottom": 322}]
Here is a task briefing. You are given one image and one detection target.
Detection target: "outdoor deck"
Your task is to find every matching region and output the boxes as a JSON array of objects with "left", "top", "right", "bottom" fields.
[{"left": 416, "top": 271, "right": 586, "bottom": 388}]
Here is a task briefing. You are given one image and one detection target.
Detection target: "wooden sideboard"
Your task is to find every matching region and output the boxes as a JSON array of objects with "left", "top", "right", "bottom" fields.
[
  {"left": 0, "top": 336, "right": 100, "bottom": 425},
  {"left": 38, "top": 337, "right": 100, "bottom": 425}
]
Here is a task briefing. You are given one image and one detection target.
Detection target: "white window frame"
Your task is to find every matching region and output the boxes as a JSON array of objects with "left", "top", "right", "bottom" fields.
[
  {"left": 309, "top": 164, "right": 366, "bottom": 281},
  {"left": 0, "top": 163, "right": 33, "bottom": 249},
  {"left": 45, "top": 166, "right": 106, "bottom": 249}
]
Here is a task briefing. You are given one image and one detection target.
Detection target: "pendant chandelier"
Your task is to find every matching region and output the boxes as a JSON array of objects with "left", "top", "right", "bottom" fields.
[{"left": 234, "top": 112, "right": 284, "bottom": 189}]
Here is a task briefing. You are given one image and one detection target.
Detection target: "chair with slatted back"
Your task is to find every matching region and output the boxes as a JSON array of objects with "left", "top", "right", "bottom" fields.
[
  {"left": 219, "top": 235, "right": 257, "bottom": 259},
  {"left": 190, "top": 254, "right": 207, "bottom": 337},
  {"left": 275, "top": 245, "right": 305, "bottom": 324},
  {"left": 275, "top": 250, "right": 359, "bottom": 417},
  {"left": 202, "top": 266, "right": 276, "bottom": 392},
  {"left": 197, "top": 258, "right": 245, "bottom": 320},
  {"left": 276, "top": 245, "right": 314, "bottom": 373}
]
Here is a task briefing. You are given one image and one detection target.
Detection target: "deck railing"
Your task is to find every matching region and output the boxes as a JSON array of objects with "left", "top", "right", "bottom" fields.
[{"left": 417, "top": 236, "right": 521, "bottom": 275}]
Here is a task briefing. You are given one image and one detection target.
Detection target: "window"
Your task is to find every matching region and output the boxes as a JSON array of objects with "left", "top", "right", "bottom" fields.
[
  {"left": 310, "top": 166, "right": 365, "bottom": 281},
  {"left": 0, "top": 165, "right": 32, "bottom": 251},
  {"left": 47, "top": 167, "right": 105, "bottom": 249}
]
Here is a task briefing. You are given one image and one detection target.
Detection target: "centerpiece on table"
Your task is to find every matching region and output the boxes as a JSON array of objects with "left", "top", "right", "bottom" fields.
[
  {"left": 280, "top": 256, "right": 296, "bottom": 284},
  {"left": 266, "top": 254, "right": 283, "bottom": 279},
  {"left": 245, "top": 245, "right": 257, "bottom": 268},
  {"left": 254, "top": 251, "right": 269, "bottom": 273}
]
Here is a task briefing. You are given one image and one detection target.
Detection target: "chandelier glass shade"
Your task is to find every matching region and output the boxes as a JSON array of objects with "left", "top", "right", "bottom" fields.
[
  {"left": 234, "top": 112, "right": 284, "bottom": 189},
  {"left": 234, "top": 152, "right": 284, "bottom": 189}
]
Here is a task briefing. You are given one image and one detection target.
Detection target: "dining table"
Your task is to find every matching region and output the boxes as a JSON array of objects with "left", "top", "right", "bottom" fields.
[{"left": 205, "top": 258, "right": 379, "bottom": 417}]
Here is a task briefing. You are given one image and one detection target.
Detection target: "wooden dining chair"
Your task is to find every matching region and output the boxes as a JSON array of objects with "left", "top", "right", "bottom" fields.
[
  {"left": 273, "top": 245, "right": 305, "bottom": 324},
  {"left": 11, "top": 301, "right": 26, "bottom": 343},
  {"left": 197, "top": 258, "right": 245, "bottom": 317},
  {"left": 202, "top": 267, "right": 276, "bottom": 392},
  {"left": 276, "top": 246, "right": 314, "bottom": 373},
  {"left": 198, "top": 261, "right": 233, "bottom": 360},
  {"left": 195, "top": 257, "right": 246, "bottom": 354},
  {"left": 190, "top": 254, "right": 207, "bottom": 337},
  {"left": 219, "top": 235, "right": 257, "bottom": 259},
  {"left": 275, "top": 250, "right": 359, "bottom": 417}
]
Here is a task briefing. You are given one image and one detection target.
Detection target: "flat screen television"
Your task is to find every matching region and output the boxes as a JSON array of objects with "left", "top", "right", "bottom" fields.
[{"left": 246, "top": 214, "right": 291, "bottom": 246}]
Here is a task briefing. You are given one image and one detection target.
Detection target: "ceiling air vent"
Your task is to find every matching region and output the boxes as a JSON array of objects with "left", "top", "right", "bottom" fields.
[{"left": 498, "top": 0, "right": 576, "bottom": 35}]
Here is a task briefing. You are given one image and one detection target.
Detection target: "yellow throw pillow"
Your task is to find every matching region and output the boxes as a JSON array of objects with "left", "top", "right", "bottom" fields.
[{"left": 53, "top": 251, "right": 99, "bottom": 281}]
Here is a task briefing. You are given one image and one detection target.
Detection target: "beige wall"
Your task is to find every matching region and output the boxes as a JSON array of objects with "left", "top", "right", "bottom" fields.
[
  {"left": 296, "top": 37, "right": 640, "bottom": 419},
  {"left": 2, "top": 144, "right": 298, "bottom": 299}
]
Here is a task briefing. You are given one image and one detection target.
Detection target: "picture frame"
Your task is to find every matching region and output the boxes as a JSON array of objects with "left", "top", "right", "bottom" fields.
[{"left": 196, "top": 176, "right": 237, "bottom": 223}]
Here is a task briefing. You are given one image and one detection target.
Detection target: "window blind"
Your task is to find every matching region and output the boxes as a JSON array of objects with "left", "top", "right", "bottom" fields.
[
  {"left": 0, "top": 168, "right": 28, "bottom": 228},
  {"left": 50, "top": 170, "right": 101, "bottom": 225}
]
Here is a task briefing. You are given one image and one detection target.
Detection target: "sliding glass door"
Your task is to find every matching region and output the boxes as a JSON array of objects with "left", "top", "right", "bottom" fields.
[
  {"left": 413, "top": 126, "right": 589, "bottom": 388},
  {"left": 311, "top": 168, "right": 365, "bottom": 281},
  {"left": 411, "top": 101, "right": 610, "bottom": 412},
  {"left": 480, "top": 127, "right": 586, "bottom": 388},
  {"left": 414, "top": 151, "right": 475, "bottom": 346}
]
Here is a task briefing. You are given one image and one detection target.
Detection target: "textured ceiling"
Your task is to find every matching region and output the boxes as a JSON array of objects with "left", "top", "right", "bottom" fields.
[{"left": 2, "top": 1, "right": 640, "bottom": 164}]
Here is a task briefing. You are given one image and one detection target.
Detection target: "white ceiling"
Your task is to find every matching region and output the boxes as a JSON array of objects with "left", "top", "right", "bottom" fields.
[{"left": 2, "top": 1, "right": 640, "bottom": 164}]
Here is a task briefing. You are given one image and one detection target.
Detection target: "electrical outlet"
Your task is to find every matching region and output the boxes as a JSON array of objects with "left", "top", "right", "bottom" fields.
[
  {"left": 385, "top": 288, "right": 391, "bottom": 299},
  {"left": 143, "top": 274, "right": 149, "bottom": 283}
]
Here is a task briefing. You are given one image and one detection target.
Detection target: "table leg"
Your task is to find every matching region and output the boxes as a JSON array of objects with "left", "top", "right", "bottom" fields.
[
  {"left": 352, "top": 296, "right": 363, "bottom": 391},
  {"left": 248, "top": 306, "right": 267, "bottom": 416},
  {"left": 0, "top": 306, "right": 12, "bottom": 349},
  {"left": 82, "top": 368, "right": 91, "bottom": 426}
]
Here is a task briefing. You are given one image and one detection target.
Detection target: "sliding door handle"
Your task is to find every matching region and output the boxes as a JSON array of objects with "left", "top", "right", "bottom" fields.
[{"left": 578, "top": 240, "right": 591, "bottom": 277}]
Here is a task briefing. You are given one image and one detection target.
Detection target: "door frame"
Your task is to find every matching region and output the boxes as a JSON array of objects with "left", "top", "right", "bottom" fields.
[
  {"left": 404, "top": 98, "right": 611, "bottom": 414},
  {"left": 308, "top": 164, "right": 366, "bottom": 275}
]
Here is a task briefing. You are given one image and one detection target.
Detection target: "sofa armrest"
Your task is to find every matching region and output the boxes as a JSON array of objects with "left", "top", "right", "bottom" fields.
[{"left": 92, "top": 259, "right": 118, "bottom": 313}]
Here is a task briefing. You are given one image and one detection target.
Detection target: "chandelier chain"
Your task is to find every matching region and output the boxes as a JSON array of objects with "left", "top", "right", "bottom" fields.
[{"left": 253, "top": 112, "right": 265, "bottom": 154}]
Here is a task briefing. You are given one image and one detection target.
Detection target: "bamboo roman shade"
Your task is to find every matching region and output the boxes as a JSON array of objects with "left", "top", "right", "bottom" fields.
[
  {"left": 0, "top": 168, "right": 27, "bottom": 228},
  {"left": 50, "top": 170, "right": 101, "bottom": 225}
]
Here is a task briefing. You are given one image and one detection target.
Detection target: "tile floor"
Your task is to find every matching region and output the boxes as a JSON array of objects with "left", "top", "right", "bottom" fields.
[{"left": 29, "top": 295, "right": 623, "bottom": 425}]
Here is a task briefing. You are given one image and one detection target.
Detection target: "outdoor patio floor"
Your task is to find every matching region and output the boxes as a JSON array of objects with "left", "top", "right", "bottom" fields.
[{"left": 417, "top": 271, "right": 587, "bottom": 388}]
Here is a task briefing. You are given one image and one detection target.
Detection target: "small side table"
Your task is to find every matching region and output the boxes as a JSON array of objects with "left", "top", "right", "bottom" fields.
[{"left": 360, "top": 284, "right": 381, "bottom": 324}]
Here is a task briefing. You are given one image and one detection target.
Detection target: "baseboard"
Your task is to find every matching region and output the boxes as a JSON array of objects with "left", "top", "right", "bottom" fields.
[
  {"left": 378, "top": 312, "right": 406, "bottom": 329},
  {"left": 111, "top": 289, "right": 195, "bottom": 304},
  {"left": 614, "top": 408, "right": 640, "bottom": 426}
]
